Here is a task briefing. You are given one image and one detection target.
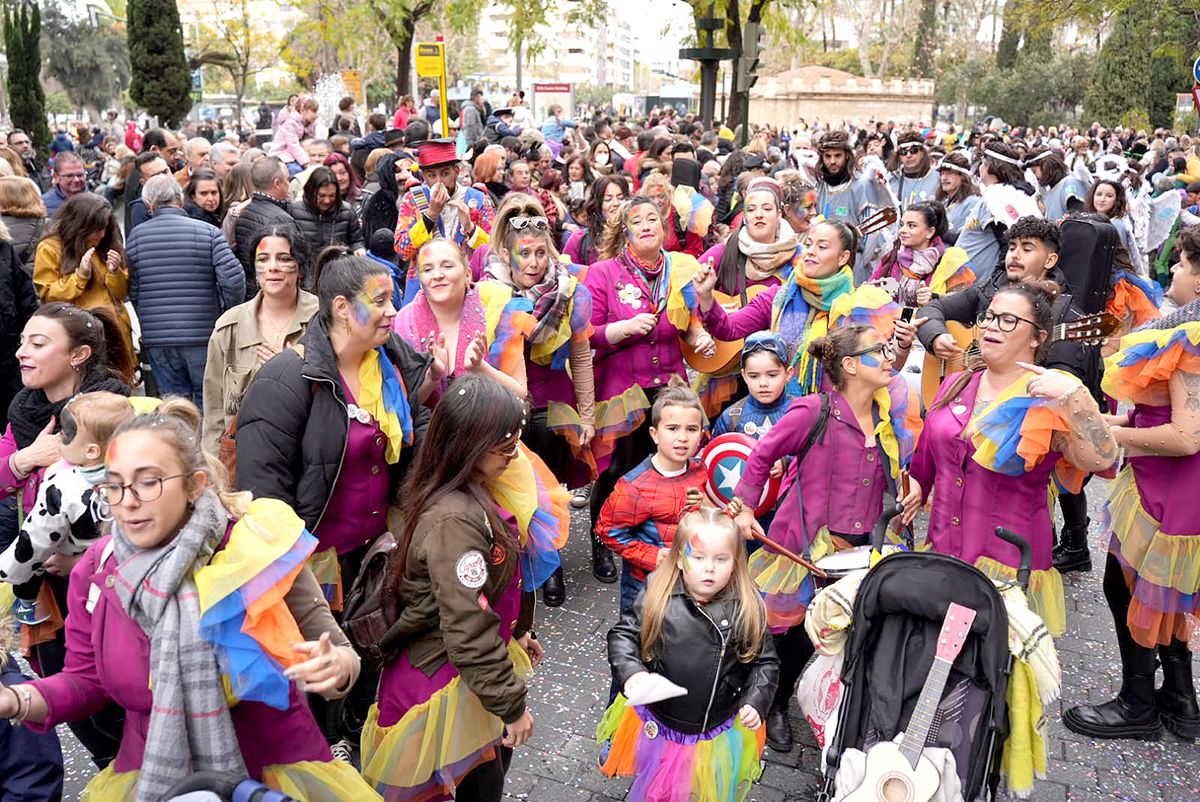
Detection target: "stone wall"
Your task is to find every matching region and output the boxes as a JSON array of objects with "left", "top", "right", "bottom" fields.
[{"left": 749, "top": 66, "right": 935, "bottom": 130}]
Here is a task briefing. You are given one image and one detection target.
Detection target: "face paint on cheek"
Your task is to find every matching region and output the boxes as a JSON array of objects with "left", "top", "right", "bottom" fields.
[{"left": 351, "top": 294, "right": 372, "bottom": 326}]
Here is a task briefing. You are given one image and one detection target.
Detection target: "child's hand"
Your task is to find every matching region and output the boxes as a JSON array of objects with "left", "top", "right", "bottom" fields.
[
  {"left": 655, "top": 547, "right": 671, "bottom": 569},
  {"left": 738, "top": 704, "right": 762, "bottom": 730},
  {"left": 623, "top": 671, "right": 650, "bottom": 697},
  {"left": 769, "top": 459, "right": 785, "bottom": 479}
]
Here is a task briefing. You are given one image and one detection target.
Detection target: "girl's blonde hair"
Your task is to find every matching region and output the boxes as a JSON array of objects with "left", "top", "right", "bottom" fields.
[
  {"left": 639, "top": 506, "right": 767, "bottom": 664},
  {"left": 110, "top": 396, "right": 252, "bottom": 517}
]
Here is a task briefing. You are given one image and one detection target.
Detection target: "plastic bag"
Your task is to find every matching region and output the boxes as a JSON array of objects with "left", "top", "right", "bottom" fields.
[{"left": 797, "top": 651, "right": 844, "bottom": 757}]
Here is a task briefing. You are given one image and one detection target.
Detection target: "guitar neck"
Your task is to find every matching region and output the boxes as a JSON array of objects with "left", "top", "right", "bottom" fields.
[{"left": 899, "top": 656, "right": 951, "bottom": 768}]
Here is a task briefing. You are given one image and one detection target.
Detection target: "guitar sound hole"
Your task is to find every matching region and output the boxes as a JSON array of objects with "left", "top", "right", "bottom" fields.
[{"left": 879, "top": 774, "right": 913, "bottom": 802}]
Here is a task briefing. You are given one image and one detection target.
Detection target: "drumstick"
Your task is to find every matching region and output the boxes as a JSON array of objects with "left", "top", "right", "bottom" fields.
[{"left": 753, "top": 532, "right": 829, "bottom": 579}]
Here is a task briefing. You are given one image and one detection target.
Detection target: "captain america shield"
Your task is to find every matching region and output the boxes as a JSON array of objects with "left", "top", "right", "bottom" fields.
[{"left": 701, "top": 433, "right": 781, "bottom": 517}]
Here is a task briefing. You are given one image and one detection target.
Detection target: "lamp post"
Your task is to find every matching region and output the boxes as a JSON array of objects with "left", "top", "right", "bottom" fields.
[{"left": 678, "top": 1, "right": 735, "bottom": 128}]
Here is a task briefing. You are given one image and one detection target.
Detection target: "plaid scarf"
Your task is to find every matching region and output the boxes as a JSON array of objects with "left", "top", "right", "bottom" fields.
[
  {"left": 111, "top": 490, "right": 246, "bottom": 801},
  {"left": 486, "top": 257, "right": 573, "bottom": 347}
]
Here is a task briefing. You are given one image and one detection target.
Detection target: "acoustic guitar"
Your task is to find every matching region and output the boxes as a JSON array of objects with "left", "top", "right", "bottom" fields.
[
  {"left": 842, "top": 603, "right": 976, "bottom": 802},
  {"left": 683, "top": 206, "right": 901, "bottom": 375}
]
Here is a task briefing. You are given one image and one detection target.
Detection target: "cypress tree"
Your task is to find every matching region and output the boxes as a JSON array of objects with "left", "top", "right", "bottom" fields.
[
  {"left": 1083, "top": 8, "right": 1151, "bottom": 125},
  {"left": 4, "top": 2, "right": 49, "bottom": 149},
  {"left": 127, "top": 0, "right": 192, "bottom": 126},
  {"left": 911, "top": 0, "right": 939, "bottom": 79}
]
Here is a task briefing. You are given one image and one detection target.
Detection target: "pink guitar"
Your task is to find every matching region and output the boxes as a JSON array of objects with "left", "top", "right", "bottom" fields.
[{"left": 843, "top": 603, "right": 977, "bottom": 802}]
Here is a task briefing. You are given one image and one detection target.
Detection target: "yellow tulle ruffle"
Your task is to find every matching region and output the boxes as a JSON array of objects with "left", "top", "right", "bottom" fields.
[
  {"left": 80, "top": 759, "right": 381, "bottom": 801},
  {"left": 748, "top": 528, "right": 834, "bottom": 630},
  {"left": 1105, "top": 466, "right": 1200, "bottom": 648},
  {"left": 360, "top": 640, "right": 533, "bottom": 797},
  {"left": 974, "top": 557, "right": 1065, "bottom": 638},
  {"left": 545, "top": 400, "right": 599, "bottom": 481}
]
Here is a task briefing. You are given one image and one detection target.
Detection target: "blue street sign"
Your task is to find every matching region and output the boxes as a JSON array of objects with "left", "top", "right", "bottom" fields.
[{"left": 1193, "top": 56, "right": 1200, "bottom": 84}]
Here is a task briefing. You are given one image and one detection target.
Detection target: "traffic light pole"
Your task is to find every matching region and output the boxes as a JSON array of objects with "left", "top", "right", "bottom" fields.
[{"left": 680, "top": 9, "right": 736, "bottom": 128}]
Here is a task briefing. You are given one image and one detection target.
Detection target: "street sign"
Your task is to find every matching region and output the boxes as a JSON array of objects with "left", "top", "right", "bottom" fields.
[
  {"left": 340, "top": 69, "right": 365, "bottom": 108},
  {"left": 191, "top": 68, "right": 202, "bottom": 103},
  {"left": 1193, "top": 56, "right": 1200, "bottom": 84},
  {"left": 414, "top": 40, "right": 450, "bottom": 138}
]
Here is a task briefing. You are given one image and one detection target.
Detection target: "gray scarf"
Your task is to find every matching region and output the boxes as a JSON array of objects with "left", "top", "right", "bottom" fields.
[
  {"left": 111, "top": 490, "right": 246, "bottom": 801},
  {"left": 1137, "top": 297, "right": 1200, "bottom": 331}
]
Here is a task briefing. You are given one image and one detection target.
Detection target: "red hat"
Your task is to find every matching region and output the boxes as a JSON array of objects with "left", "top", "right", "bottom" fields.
[{"left": 417, "top": 138, "right": 459, "bottom": 169}]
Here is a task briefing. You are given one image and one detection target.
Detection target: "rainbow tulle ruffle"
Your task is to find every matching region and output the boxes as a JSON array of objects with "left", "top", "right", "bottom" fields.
[
  {"left": 671, "top": 185, "right": 715, "bottom": 237},
  {"left": 664, "top": 252, "right": 702, "bottom": 332},
  {"left": 361, "top": 640, "right": 533, "bottom": 802},
  {"left": 749, "top": 528, "right": 834, "bottom": 633},
  {"left": 974, "top": 557, "right": 1066, "bottom": 638},
  {"left": 597, "top": 694, "right": 766, "bottom": 802},
  {"left": 692, "top": 372, "right": 739, "bottom": 420},
  {"left": 829, "top": 283, "right": 900, "bottom": 338},
  {"left": 528, "top": 276, "right": 595, "bottom": 369},
  {"left": 1105, "top": 466, "right": 1200, "bottom": 648},
  {"left": 545, "top": 400, "right": 599, "bottom": 483},
  {"left": 485, "top": 442, "right": 571, "bottom": 590},
  {"left": 1103, "top": 321, "right": 1200, "bottom": 407},
  {"left": 308, "top": 547, "right": 343, "bottom": 611},
  {"left": 1109, "top": 271, "right": 1163, "bottom": 330},
  {"left": 592, "top": 384, "right": 652, "bottom": 474},
  {"left": 81, "top": 760, "right": 381, "bottom": 802},
  {"left": 480, "top": 282, "right": 536, "bottom": 376},
  {"left": 929, "top": 247, "right": 976, "bottom": 295},
  {"left": 969, "top": 373, "right": 1085, "bottom": 494},
  {"left": 195, "top": 499, "right": 318, "bottom": 710},
  {"left": 874, "top": 376, "right": 923, "bottom": 479}
]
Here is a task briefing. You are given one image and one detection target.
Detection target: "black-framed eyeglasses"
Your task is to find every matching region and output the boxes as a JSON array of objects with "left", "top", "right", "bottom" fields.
[
  {"left": 847, "top": 341, "right": 896, "bottom": 361},
  {"left": 510, "top": 216, "right": 548, "bottom": 231},
  {"left": 976, "top": 310, "right": 1038, "bottom": 333},
  {"left": 97, "top": 475, "right": 185, "bottom": 505}
]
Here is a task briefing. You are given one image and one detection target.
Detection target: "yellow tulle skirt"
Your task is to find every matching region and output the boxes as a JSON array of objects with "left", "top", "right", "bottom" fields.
[
  {"left": 974, "top": 557, "right": 1066, "bottom": 638},
  {"left": 748, "top": 527, "right": 834, "bottom": 632},
  {"left": 360, "top": 640, "right": 534, "bottom": 801},
  {"left": 80, "top": 759, "right": 380, "bottom": 801},
  {"left": 1105, "top": 466, "right": 1200, "bottom": 648}
]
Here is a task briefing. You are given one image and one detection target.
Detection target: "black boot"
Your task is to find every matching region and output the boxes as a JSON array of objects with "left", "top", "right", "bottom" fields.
[
  {"left": 542, "top": 566, "right": 566, "bottom": 607},
  {"left": 1062, "top": 669, "right": 1163, "bottom": 739},
  {"left": 1064, "top": 553, "right": 1163, "bottom": 739},
  {"left": 1157, "top": 639, "right": 1200, "bottom": 740},
  {"left": 765, "top": 702, "right": 794, "bottom": 752},
  {"left": 1052, "top": 519, "right": 1092, "bottom": 573},
  {"left": 591, "top": 533, "right": 617, "bottom": 583}
]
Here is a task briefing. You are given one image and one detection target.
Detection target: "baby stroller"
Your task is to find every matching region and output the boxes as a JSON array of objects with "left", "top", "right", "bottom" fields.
[
  {"left": 814, "top": 507, "right": 1034, "bottom": 802},
  {"left": 163, "top": 772, "right": 296, "bottom": 802}
]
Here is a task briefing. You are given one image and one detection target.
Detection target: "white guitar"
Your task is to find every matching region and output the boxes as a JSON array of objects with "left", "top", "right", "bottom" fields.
[{"left": 843, "top": 602, "right": 977, "bottom": 802}]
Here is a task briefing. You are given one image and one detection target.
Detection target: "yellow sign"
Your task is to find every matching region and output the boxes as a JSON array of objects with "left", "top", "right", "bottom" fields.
[
  {"left": 340, "top": 70, "right": 365, "bottom": 107},
  {"left": 414, "top": 40, "right": 449, "bottom": 138}
]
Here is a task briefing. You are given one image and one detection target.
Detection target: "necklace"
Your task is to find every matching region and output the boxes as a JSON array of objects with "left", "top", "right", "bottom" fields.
[{"left": 259, "top": 305, "right": 295, "bottom": 347}]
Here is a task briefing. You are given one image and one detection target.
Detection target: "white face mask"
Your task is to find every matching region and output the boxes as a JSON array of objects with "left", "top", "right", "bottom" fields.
[{"left": 594, "top": 153, "right": 609, "bottom": 165}]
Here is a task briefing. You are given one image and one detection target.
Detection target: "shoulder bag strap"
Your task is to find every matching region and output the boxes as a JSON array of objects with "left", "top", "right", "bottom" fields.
[{"left": 792, "top": 392, "right": 831, "bottom": 560}]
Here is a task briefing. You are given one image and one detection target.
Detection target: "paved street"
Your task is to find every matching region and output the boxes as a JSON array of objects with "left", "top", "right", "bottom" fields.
[{"left": 56, "top": 479, "right": 1200, "bottom": 800}]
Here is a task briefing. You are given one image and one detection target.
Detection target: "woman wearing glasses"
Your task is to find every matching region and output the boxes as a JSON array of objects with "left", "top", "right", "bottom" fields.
[
  {"left": 729, "top": 324, "right": 923, "bottom": 753},
  {"left": 233, "top": 248, "right": 434, "bottom": 761},
  {"left": 480, "top": 193, "right": 596, "bottom": 606},
  {"left": 201, "top": 224, "right": 318, "bottom": 458},
  {"left": 0, "top": 397, "right": 380, "bottom": 801},
  {"left": 361, "top": 375, "right": 541, "bottom": 802},
  {"left": 910, "top": 281, "right": 1117, "bottom": 636}
]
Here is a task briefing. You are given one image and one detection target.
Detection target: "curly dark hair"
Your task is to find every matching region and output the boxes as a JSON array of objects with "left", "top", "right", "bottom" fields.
[{"left": 1004, "top": 216, "right": 1061, "bottom": 255}]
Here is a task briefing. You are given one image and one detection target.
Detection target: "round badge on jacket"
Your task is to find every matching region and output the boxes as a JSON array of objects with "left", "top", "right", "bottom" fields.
[{"left": 456, "top": 550, "right": 488, "bottom": 589}]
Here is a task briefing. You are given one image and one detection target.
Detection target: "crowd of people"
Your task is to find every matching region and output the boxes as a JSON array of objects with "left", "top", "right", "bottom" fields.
[{"left": 0, "top": 87, "right": 1198, "bottom": 802}]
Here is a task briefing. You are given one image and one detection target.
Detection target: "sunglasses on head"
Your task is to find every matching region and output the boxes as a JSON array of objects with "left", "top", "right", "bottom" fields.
[{"left": 510, "top": 215, "right": 549, "bottom": 231}]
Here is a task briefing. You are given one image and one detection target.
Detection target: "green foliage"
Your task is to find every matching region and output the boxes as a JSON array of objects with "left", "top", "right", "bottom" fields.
[
  {"left": 994, "top": 1, "right": 1021, "bottom": 71},
  {"left": 911, "top": 0, "right": 938, "bottom": 79},
  {"left": 4, "top": 2, "right": 49, "bottom": 149},
  {"left": 40, "top": 1, "right": 130, "bottom": 115},
  {"left": 44, "top": 90, "right": 72, "bottom": 116},
  {"left": 974, "top": 51, "right": 1094, "bottom": 127},
  {"left": 575, "top": 83, "right": 634, "bottom": 107},
  {"left": 127, "top": 0, "right": 193, "bottom": 125},
  {"left": 807, "top": 44, "right": 913, "bottom": 79}
]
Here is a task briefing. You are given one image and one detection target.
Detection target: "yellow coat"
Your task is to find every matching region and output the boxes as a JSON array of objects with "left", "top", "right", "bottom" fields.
[{"left": 33, "top": 236, "right": 135, "bottom": 379}]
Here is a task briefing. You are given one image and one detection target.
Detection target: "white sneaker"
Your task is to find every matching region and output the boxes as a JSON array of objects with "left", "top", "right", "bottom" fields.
[
  {"left": 330, "top": 738, "right": 354, "bottom": 764},
  {"left": 570, "top": 485, "right": 592, "bottom": 509}
]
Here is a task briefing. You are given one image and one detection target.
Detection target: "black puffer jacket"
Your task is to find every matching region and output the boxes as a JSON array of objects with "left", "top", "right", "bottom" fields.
[
  {"left": 289, "top": 200, "right": 365, "bottom": 253},
  {"left": 233, "top": 193, "right": 294, "bottom": 300},
  {"left": 233, "top": 313, "right": 431, "bottom": 533},
  {"left": 0, "top": 241, "right": 39, "bottom": 429},
  {"left": 360, "top": 154, "right": 401, "bottom": 246},
  {"left": 608, "top": 582, "right": 779, "bottom": 735}
]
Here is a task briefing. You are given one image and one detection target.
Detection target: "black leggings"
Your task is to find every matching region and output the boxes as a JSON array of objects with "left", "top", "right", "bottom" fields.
[
  {"left": 521, "top": 408, "right": 572, "bottom": 481},
  {"left": 454, "top": 746, "right": 513, "bottom": 801},
  {"left": 773, "top": 625, "right": 816, "bottom": 707},
  {"left": 1059, "top": 487, "right": 1090, "bottom": 532},
  {"left": 1102, "top": 551, "right": 1156, "bottom": 678}
]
